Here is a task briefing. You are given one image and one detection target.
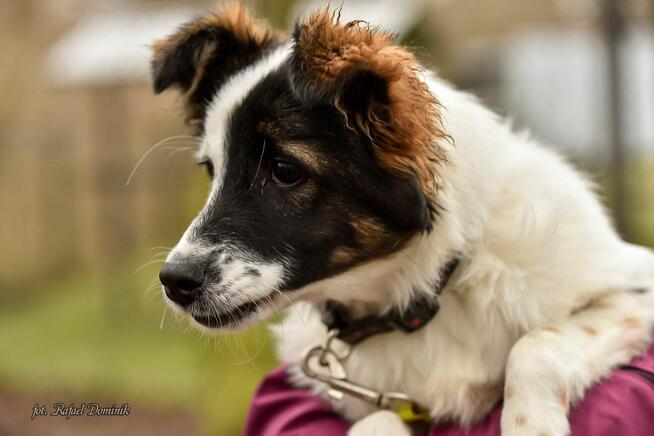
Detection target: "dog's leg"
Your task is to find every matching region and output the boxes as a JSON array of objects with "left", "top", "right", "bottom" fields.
[
  {"left": 348, "top": 410, "right": 411, "bottom": 436},
  {"left": 501, "top": 287, "right": 654, "bottom": 436}
]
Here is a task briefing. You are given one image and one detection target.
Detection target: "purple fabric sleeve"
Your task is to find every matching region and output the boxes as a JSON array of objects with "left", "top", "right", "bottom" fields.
[
  {"left": 244, "top": 366, "right": 350, "bottom": 436},
  {"left": 245, "top": 343, "right": 654, "bottom": 436}
]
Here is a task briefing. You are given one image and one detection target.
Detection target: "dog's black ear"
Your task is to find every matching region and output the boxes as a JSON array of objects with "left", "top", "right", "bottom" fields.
[
  {"left": 290, "top": 9, "right": 448, "bottom": 218},
  {"left": 152, "top": 3, "right": 278, "bottom": 124}
]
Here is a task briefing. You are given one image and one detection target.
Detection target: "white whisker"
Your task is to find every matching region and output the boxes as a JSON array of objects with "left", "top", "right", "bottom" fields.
[
  {"left": 165, "top": 146, "right": 196, "bottom": 161},
  {"left": 249, "top": 139, "right": 266, "bottom": 190},
  {"left": 160, "top": 305, "right": 168, "bottom": 330},
  {"left": 125, "top": 135, "right": 198, "bottom": 186},
  {"left": 134, "top": 258, "right": 166, "bottom": 273}
]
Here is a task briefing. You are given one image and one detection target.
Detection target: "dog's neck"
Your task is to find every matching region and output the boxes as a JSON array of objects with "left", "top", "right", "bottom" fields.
[
  {"left": 320, "top": 258, "right": 460, "bottom": 345},
  {"left": 299, "top": 237, "right": 465, "bottom": 320}
]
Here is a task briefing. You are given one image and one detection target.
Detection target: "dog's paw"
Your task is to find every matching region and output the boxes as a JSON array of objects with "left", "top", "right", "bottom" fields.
[
  {"left": 348, "top": 410, "right": 411, "bottom": 436},
  {"left": 500, "top": 401, "right": 570, "bottom": 436}
]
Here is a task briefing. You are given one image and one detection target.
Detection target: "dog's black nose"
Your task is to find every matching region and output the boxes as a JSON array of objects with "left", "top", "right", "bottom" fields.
[{"left": 159, "top": 262, "right": 205, "bottom": 307}]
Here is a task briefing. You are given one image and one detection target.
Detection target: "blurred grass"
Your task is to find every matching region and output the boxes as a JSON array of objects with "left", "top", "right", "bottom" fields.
[
  {"left": 592, "top": 159, "right": 654, "bottom": 247},
  {"left": 0, "top": 259, "right": 278, "bottom": 436},
  {"left": 626, "top": 160, "right": 654, "bottom": 248}
]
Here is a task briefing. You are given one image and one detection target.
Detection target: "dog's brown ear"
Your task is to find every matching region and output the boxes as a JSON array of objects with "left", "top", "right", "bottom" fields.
[
  {"left": 152, "top": 3, "right": 278, "bottom": 124},
  {"left": 290, "top": 9, "right": 447, "bottom": 202}
]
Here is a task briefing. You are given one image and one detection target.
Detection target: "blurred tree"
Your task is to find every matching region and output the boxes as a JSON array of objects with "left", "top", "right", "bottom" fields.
[{"left": 599, "top": 0, "right": 628, "bottom": 237}]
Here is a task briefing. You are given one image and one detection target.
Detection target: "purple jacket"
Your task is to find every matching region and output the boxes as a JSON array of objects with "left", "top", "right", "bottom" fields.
[{"left": 245, "top": 343, "right": 654, "bottom": 435}]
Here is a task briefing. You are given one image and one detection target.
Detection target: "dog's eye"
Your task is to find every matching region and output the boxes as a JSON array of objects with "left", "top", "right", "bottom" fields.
[
  {"left": 271, "top": 159, "right": 304, "bottom": 187},
  {"left": 197, "top": 160, "right": 214, "bottom": 179}
]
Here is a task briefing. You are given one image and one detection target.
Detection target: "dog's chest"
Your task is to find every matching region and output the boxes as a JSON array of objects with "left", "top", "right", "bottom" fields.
[{"left": 276, "top": 300, "right": 516, "bottom": 423}]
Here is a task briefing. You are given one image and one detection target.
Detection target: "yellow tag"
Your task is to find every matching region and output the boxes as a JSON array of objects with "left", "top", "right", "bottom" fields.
[{"left": 394, "top": 403, "right": 431, "bottom": 423}]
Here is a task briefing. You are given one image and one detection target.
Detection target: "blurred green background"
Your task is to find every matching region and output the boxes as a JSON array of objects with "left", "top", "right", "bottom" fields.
[{"left": 0, "top": 1, "right": 652, "bottom": 435}]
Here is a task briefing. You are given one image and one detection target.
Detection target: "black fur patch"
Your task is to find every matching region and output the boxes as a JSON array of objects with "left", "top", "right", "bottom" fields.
[{"left": 244, "top": 267, "right": 261, "bottom": 277}]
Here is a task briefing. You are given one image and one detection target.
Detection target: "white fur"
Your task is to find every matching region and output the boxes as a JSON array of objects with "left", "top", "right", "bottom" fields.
[
  {"left": 215, "top": 249, "right": 286, "bottom": 303},
  {"left": 274, "top": 75, "right": 654, "bottom": 436},
  {"left": 349, "top": 410, "right": 410, "bottom": 436}
]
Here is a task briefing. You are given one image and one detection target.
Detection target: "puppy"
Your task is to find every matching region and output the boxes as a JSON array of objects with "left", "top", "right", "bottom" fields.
[{"left": 153, "top": 4, "right": 654, "bottom": 435}]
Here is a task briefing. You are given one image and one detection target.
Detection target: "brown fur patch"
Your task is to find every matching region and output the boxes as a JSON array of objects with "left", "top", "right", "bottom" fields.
[
  {"left": 558, "top": 387, "right": 569, "bottom": 411},
  {"left": 287, "top": 180, "right": 318, "bottom": 208},
  {"left": 580, "top": 324, "right": 598, "bottom": 336},
  {"left": 621, "top": 316, "right": 641, "bottom": 329},
  {"left": 353, "top": 217, "right": 389, "bottom": 248},
  {"left": 329, "top": 247, "right": 358, "bottom": 266},
  {"left": 279, "top": 142, "right": 329, "bottom": 173},
  {"left": 513, "top": 415, "right": 527, "bottom": 426},
  {"left": 328, "top": 217, "right": 399, "bottom": 268},
  {"left": 293, "top": 9, "right": 448, "bottom": 200}
]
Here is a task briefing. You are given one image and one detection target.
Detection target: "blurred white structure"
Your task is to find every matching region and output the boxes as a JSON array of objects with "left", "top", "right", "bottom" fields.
[
  {"left": 502, "top": 25, "right": 654, "bottom": 160},
  {"left": 291, "top": 0, "right": 427, "bottom": 35},
  {"left": 46, "top": 1, "right": 428, "bottom": 87},
  {"left": 46, "top": 6, "right": 202, "bottom": 87}
]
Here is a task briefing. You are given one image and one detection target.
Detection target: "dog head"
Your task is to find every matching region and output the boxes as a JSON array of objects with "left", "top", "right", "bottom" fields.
[{"left": 154, "top": 4, "right": 448, "bottom": 330}]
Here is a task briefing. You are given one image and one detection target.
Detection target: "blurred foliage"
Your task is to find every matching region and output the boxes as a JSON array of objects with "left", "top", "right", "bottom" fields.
[
  {"left": 594, "top": 160, "right": 654, "bottom": 247},
  {"left": 627, "top": 161, "right": 654, "bottom": 247}
]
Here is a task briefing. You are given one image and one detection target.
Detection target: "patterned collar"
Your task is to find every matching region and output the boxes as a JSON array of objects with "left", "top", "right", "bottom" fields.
[{"left": 321, "top": 258, "right": 460, "bottom": 345}]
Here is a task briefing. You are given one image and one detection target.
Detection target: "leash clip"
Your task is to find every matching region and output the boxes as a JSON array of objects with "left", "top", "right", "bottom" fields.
[{"left": 300, "top": 329, "right": 431, "bottom": 423}]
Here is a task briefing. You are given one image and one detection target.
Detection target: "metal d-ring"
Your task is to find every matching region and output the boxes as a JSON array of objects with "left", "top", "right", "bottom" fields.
[
  {"left": 318, "top": 329, "right": 352, "bottom": 364},
  {"left": 300, "top": 329, "right": 429, "bottom": 422}
]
